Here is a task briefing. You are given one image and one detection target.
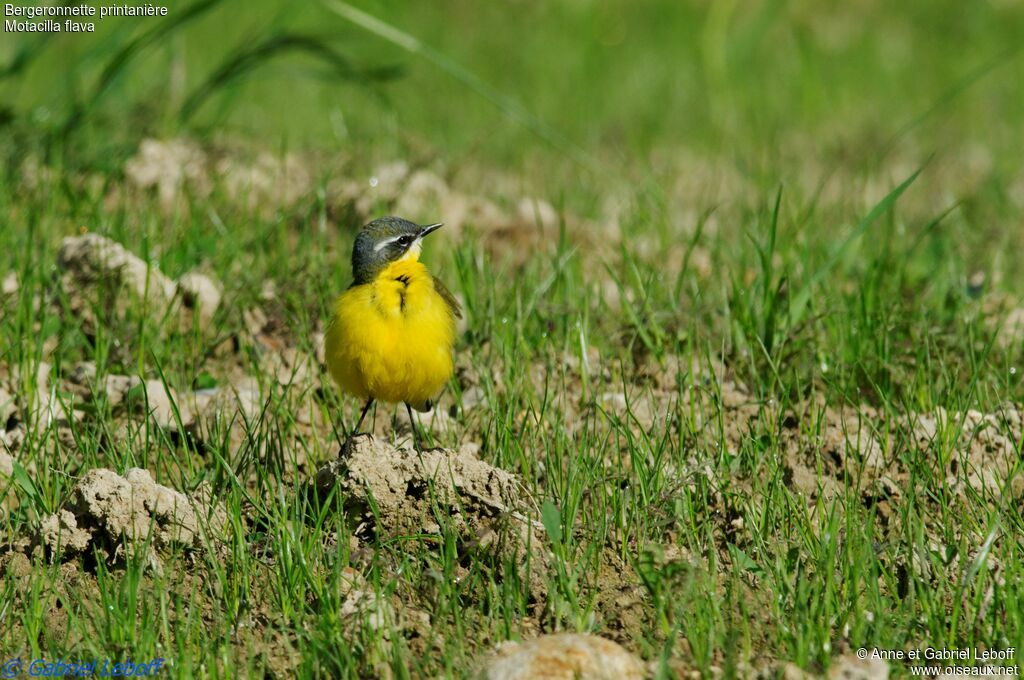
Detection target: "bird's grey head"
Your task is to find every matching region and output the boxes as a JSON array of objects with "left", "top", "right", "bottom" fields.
[{"left": 351, "top": 216, "right": 443, "bottom": 284}]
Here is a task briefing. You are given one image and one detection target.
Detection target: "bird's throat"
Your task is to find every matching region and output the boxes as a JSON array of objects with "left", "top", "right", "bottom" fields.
[
  {"left": 374, "top": 259, "right": 430, "bottom": 318},
  {"left": 397, "top": 242, "right": 422, "bottom": 263},
  {"left": 380, "top": 258, "right": 426, "bottom": 283}
]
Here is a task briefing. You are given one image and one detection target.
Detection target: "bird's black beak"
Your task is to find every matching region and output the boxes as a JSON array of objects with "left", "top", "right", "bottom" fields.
[{"left": 419, "top": 222, "right": 443, "bottom": 238}]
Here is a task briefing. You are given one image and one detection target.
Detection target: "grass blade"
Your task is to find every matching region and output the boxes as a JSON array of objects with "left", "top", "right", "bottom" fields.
[
  {"left": 788, "top": 162, "right": 926, "bottom": 327},
  {"left": 179, "top": 32, "right": 401, "bottom": 122}
]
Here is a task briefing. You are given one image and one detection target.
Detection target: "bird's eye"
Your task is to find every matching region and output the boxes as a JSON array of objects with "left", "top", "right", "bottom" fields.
[{"left": 397, "top": 235, "right": 412, "bottom": 246}]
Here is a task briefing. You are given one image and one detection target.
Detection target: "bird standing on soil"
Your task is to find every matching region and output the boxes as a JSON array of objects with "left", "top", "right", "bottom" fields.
[{"left": 325, "top": 216, "right": 461, "bottom": 450}]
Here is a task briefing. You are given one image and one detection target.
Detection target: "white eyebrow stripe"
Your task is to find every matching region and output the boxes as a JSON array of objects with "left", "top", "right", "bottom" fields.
[{"left": 374, "top": 235, "right": 403, "bottom": 252}]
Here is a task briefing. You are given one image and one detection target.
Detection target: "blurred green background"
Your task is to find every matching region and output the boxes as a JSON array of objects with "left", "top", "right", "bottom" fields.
[{"left": 3, "top": 0, "right": 1022, "bottom": 187}]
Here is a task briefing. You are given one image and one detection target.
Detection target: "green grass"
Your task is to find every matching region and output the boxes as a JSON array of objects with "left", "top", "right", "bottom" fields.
[{"left": 2, "top": 0, "right": 1024, "bottom": 677}]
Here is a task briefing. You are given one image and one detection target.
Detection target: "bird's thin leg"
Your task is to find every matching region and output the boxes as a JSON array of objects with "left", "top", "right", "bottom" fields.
[
  {"left": 403, "top": 403, "right": 419, "bottom": 450},
  {"left": 350, "top": 398, "right": 374, "bottom": 437}
]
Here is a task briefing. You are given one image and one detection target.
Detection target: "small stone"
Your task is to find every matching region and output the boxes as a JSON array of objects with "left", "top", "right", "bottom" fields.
[
  {"left": 515, "top": 197, "right": 559, "bottom": 230},
  {"left": 126, "top": 380, "right": 185, "bottom": 430},
  {"left": 393, "top": 169, "right": 449, "bottom": 218},
  {"left": 261, "top": 347, "right": 314, "bottom": 387},
  {"left": 312, "top": 331, "right": 327, "bottom": 365},
  {"left": 1, "top": 271, "right": 17, "bottom": 296},
  {"left": 67, "top": 363, "right": 145, "bottom": 409},
  {"left": 68, "top": 361, "right": 97, "bottom": 385},
  {"left": 967, "top": 270, "right": 986, "bottom": 297},
  {"left": 478, "top": 633, "right": 645, "bottom": 680},
  {"left": 176, "top": 271, "right": 222, "bottom": 325},
  {"left": 340, "top": 589, "right": 393, "bottom": 632},
  {"left": 781, "top": 662, "right": 814, "bottom": 679},
  {"left": 103, "top": 375, "right": 143, "bottom": 407},
  {"left": 461, "top": 386, "right": 487, "bottom": 411},
  {"left": 827, "top": 654, "right": 888, "bottom": 680},
  {"left": 1, "top": 425, "right": 25, "bottom": 453},
  {"left": 0, "top": 387, "right": 15, "bottom": 426}
]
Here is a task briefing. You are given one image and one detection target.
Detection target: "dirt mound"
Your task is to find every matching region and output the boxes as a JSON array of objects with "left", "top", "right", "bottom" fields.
[
  {"left": 907, "top": 405, "right": 1024, "bottom": 497},
  {"left": 57, "top": 233, "right": 223, "bottom": 332},
  {"left": 476, "top": 633, "right": 646, "bottom": 680},
  {"left": 779, "top": 403, "right": 888, "bottom": 503},
  {"left": 58, "top": 233, "right": 177, "bottom": 304},
  {"left": 36, "top": 467, "right": 230, "bottom": 566},
  {"left": 316, "top": 436, "right": 524, "bottom": 532},
  {"left": 314, "top": 436, "right": 547, "bottom": 591},
  {"left": 124, "top": 138, "right": 209, "bottom": 209},
  {"left": 124, "top": 138, "right": 312, "bottom": 214}
]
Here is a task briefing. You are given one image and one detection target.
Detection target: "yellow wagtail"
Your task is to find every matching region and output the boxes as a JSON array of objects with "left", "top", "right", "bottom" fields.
[{"left": 325, "top": 216, "right": 461, "bottom": 450}]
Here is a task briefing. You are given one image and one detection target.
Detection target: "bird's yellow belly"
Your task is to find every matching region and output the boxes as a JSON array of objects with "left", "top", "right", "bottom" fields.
[{"left": 325, "top": 264, "right": 455, "bottom": 409}]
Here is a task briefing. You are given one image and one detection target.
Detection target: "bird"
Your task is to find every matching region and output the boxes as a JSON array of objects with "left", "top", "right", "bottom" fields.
[{"left": 324, "top": 216, "right": 462, "bottom": 450}]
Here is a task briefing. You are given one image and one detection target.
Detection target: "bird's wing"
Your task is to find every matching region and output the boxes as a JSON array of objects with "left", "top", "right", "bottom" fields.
[{"left": 432, "top": 275, "right": 463, "bottom": 319}]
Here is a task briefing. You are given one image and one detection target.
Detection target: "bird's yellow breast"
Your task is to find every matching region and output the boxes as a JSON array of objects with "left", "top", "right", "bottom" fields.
[{"left": 325, "top": 259, "right": 456, "bottom": 409}]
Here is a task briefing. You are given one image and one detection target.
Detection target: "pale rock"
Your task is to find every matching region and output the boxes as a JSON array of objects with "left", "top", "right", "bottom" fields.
[
  {"left": 124, "top": 138, "right": 208, "bottom": 207},
  {"left": 827, "top": 653, "right": 888, "bottom": 680},
  {"left": 340, "top": 589, "right": 394, "bottom": 632},
  {"left": 126, "top": 380, "right": 186, "bottom": 430},
  {"left": 393, "top": 169, "right": 449, "bottom": 218},
  {"left": 176, "top": 271, "right": 222, "bottom": 326},
  {"left": 515, "top": 197, "right": 559, "bottom": 230},
  {"left": 1, "top": 272, "right": 17, "bottom": 296},
  {"left": 57, "top": 233, "right": 176, "bottom": 303},
  {"left": 0, "top": 387, "right": 15, "bottom": 426},
  {"left": 103, "top": 375, "right": 143, "bottom": 407},
  {"left": 478, "top": 633, "right": 645, "bottom": 680},
  {"left": 460, "top": 386, "right": 487, "bottom": 412}
]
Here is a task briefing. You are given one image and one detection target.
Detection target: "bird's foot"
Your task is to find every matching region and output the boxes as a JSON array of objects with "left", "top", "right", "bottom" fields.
[
  {"left": 339, "top": 432, "right": 373, "bottom": 458},
  {"left": 407, "top": 432, "right": 445, "bottom": 454}
]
